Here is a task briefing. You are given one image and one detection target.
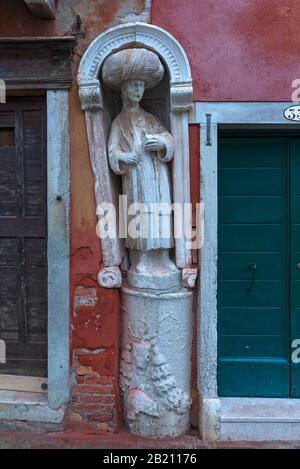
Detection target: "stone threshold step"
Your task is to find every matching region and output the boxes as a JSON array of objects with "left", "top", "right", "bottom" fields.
[{"left": 220, "top": 398, "right": 300, "bottom": 441}]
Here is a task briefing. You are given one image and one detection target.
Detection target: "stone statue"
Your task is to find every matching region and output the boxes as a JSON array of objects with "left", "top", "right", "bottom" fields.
[
  {"left": 102, "top": 48, "right": 180, "bottom": 290},
  {"left": 101, "top": 47, "right": 193, "bottom": 438}
]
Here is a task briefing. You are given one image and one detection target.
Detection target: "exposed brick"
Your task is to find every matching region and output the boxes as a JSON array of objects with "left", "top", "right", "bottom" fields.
[
  {"left": 76, "top": 365, "right": 99, "bottom": 377},
  {"left": 72, "top": 403, "right": 110, "bottom": 413},
  {"left": 84, "top": 376, "right": 102, "bottom": 385},
  {"left": 84, "top": 375, "right": 113, "bottom": 385},
  {"left": 102, "top": 404, "right": 114, "bottom": 413},
  {"left": 72, "top": 385, "right": 113, "bottom": 394},
  {"left": 94, "top": 422, "right": 114, "bottom": 432},
  {"left": 77, "top": 394, "right": 114, "bottom": 404},
  {"left": 87, "top": 414, "right": 113, "bottom": 423},
  {"left": 69, "top": 412, "right": 82, "bottom": 423},
  {"left": 76, "top": 376, "right": 85, "bottom": 384},
  {"left": 98, "top": 395, "right": 115, "bottom": 404}
]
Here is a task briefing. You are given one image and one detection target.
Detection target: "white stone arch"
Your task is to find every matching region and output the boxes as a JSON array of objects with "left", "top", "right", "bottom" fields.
[
  {"left": 78, "top": 22, "right": 192, "bottom": 111},
  {"left": 78, "top": 22, "right": 194, "bottom": 285}
]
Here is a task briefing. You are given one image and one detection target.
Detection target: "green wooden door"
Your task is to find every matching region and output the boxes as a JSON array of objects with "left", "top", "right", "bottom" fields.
[
  {"left": 291, "top": 139, "right": 300, "bottom": 397},
  {"left": 218, "top": 134, "right": 300, "bottom": 397}
]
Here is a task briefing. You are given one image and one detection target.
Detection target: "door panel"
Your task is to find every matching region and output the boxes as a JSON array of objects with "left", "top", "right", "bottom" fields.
[
  {"left": 218, "top": 362, "right": 290, "bottom": 398},
  {"left": 218, "top": 137, "right": 289, "bottom": 397},
  {"left": 218, "top": 307, "right": 283, "bottom": 335},
  {"left": 0, "top": 98, "right": 47, "bottom": 378},
  {"left": 218, "top": 139, "right": 284, "bottom": 167},
  {"left": 219, "top": 196, "right": 283, "bottom": 224},
  {"left": 219, "top": 225, "right": 283, "bottom": 252},
  {"left": 219, "top": 167, "right": 283, "bottom": 196},
  {"left": 219, "top": 253, "right": 282, "bottom": 280},
  {"left": 219, "top": 335, "right": 286, "bottom": 358},
  {"left": 290, "top": 139, "right": 300, "bottom": 397},
  {"left": 218, "top": 280, "right": 283, "bottom": 307},
  {"left": 291, "top": 367, "right": 300, "bottom": 397}
]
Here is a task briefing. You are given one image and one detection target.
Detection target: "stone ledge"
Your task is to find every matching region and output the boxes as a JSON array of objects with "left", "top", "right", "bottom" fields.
[{"left": 220, "top": 398, "right": 300, "bottom": 441}]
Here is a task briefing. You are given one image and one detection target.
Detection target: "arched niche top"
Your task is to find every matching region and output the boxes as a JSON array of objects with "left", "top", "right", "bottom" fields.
[{"left": 78, "top": 22, "right": 193, "bottom": 113}]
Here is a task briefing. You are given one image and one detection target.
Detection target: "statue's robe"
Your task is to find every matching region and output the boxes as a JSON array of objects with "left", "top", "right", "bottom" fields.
[{"left": 108, "top": 107, "right": 175, "bottom": 251}]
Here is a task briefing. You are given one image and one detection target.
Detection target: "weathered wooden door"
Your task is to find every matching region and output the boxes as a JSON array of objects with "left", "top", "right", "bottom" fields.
[
  {"left": 218, "top": 133, "right": 300, "bottom": 397},
  {"left": 0, "top": 97, "right": 47, "bottom": 380}
]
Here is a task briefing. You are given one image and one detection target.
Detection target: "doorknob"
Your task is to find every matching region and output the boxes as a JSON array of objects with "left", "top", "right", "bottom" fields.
[{"left": 297, "top": 263, "right": 300, "bottom": 270}]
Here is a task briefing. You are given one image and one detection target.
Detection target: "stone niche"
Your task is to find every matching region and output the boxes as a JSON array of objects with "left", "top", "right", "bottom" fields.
[{"left": 78, "top": 22, "right": 195, "bottom": 438}]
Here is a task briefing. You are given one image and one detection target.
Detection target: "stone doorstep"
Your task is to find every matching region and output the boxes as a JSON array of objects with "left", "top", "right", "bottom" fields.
[{"left": 220, "top": 398, "right": 300, "bottom": 441}]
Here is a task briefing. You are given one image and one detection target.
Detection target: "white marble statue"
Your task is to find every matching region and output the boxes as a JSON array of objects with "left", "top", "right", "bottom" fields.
[
  {"left": 102, "top": 48, "right": 179, "bottom": 286},
  {"left": 101, "top": 48, "right": 192, "bottom": 438}
]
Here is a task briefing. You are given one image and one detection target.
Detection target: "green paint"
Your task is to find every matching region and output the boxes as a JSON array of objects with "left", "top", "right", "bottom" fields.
[{"left": 218, "top": 134, "right": 300, "bottom": 397}]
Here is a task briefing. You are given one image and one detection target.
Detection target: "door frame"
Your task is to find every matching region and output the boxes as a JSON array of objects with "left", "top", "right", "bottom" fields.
[
  {"left": 0, "top": 90, "right": 70, "bottom": 424},
  {"left": 190, "top": 102, "right": 300, "bottom": 440}
]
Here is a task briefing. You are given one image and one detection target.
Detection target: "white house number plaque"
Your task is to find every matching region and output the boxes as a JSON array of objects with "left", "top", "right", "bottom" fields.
[{"left": 284, "top": 105, "right": 300, "bottom": 122}]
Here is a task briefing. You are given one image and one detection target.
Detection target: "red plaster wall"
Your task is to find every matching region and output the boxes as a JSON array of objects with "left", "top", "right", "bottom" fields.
[
  {"left": 152, "top": 0, "right": 300, "bottom": 102},
  {"left": 0, "top": 0, "right": 152, "bottom": 432}
]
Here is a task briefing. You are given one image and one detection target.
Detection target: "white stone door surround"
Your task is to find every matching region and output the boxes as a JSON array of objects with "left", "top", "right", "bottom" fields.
[
  {"left": 190, "top": 102, "right": 300, "bottom": 441},
  {"left": 0, "top": 91, "right": 70, "bottom": 425}
]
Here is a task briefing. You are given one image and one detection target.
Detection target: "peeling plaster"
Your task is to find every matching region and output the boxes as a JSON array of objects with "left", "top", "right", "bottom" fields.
[{"left": 116, "top": 0, "right": 152, "bottom": 23}]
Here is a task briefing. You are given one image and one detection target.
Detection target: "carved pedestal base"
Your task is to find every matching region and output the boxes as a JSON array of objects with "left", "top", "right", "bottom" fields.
[
  {"left": 120, "top": 286, "right": 193, "bottom": 438},
  {"left": 127, "top": 249, "right": 181, "bottom": 291},
  {"left": 127, "top": 268, "right": 181, "bottom": 291}
]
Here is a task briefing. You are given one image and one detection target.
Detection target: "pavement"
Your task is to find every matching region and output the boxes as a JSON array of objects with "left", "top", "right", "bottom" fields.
[{"left": 0, "top": 428, "right": 300, "bottom": 449}]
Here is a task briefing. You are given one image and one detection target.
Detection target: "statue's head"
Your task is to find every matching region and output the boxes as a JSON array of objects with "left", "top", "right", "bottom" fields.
[
  {"left": 102, "top": 48, "right": 164, "bottom": 93},
  {"left": 121, "top": 79, "right": 145, "bottom": 106}
]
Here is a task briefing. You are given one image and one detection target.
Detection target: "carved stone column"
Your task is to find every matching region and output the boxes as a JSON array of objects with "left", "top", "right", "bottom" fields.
[{"left": 121, "top": 288, "right": 193, "bottom": 437}]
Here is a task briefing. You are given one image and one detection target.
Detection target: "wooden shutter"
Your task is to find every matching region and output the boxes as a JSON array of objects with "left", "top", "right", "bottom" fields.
[{"left": 0, "top": 97, "right": 47, "bottom": 384}]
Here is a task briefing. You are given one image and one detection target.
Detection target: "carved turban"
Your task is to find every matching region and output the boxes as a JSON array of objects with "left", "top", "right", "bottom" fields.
[{"left": 102, "top": 48, "right": 165, "bottom": 90}]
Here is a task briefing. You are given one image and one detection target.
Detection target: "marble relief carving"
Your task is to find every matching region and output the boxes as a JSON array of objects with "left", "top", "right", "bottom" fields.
[{"left": 120, "top": 341, "right": 191, "bottom": 429}]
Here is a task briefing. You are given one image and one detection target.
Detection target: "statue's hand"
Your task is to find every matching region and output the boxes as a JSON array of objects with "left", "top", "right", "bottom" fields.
[
  {"left": 144, "top": 136, "right": 166, "bottom": 152},
  {"left": 119, "top": 152, "right": 139, "bottom": 165}
]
